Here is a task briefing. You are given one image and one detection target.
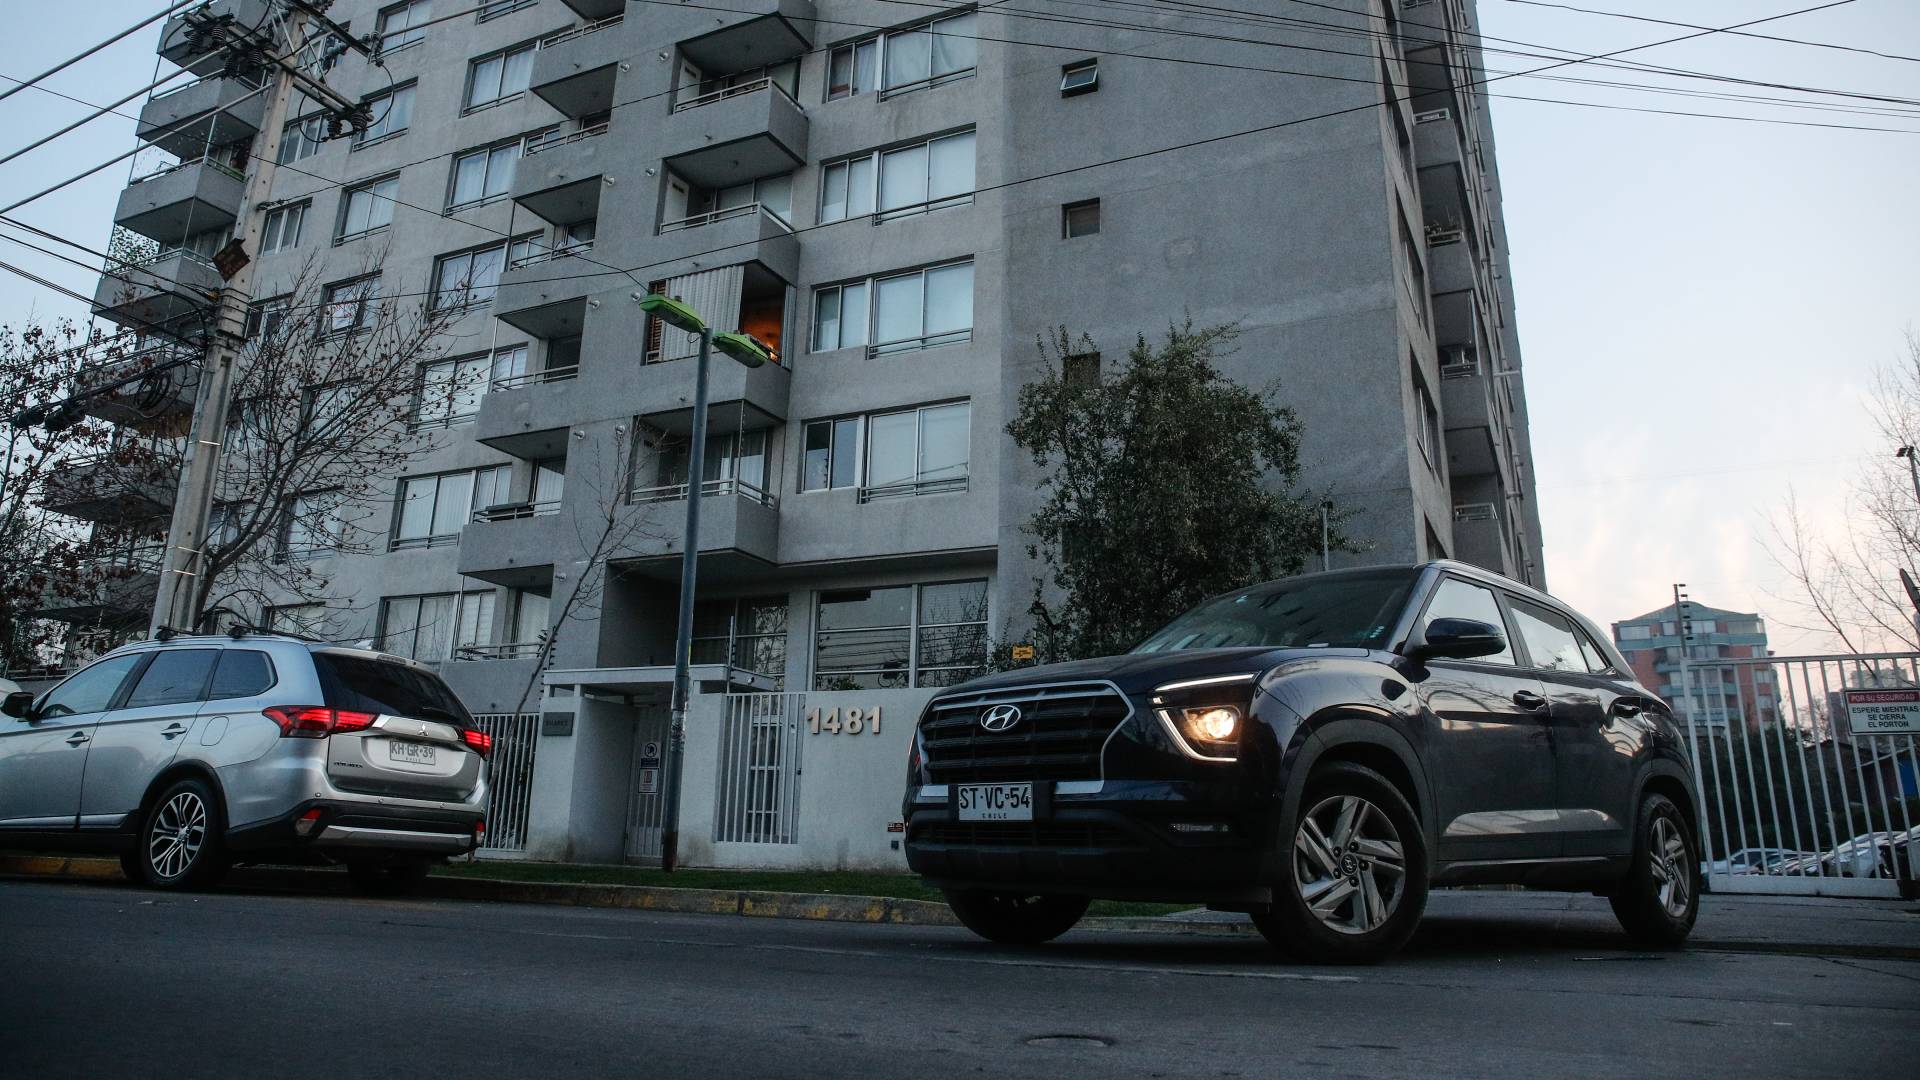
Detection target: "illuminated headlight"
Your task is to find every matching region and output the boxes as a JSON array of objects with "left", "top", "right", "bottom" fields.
[
  {"left": 1151, "top": 672, "right": 1261, "bottom": 761},
  {"left": 1180, "top": 706, "right": 1240, "bottom": 742}
]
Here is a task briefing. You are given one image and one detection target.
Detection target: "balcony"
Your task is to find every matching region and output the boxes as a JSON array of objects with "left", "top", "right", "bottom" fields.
[
  {"left": 663, "top": 79, "right": 807, "bottom": 190},
  {"left": 652, "top": 202, "right": 798, "bottom": 284},
  {"left": 137, "top": 73, "right": 267, "bottom": 160},
  {"left": 41, "top": 452, "right": 177, "bottom": 524},
  {"left": 675, "top": 1, "right": 816, "bottom": 73},
  {"left": 158, "top": 0, "right": 274, "bottom": 76},
  {"left": 1413, "top": 105, "right": 1467, "bottom": 169},
  {"left": 512, "top": 124, "right": 611, "bottom": 225},
  {"left": 613, "top": 480, "right": 781, "bottom": 579},
  {"left": 531, "top": 15, "right": 628, "bottom": 119},
  {"left": 93, "top": 249, "right": 220, "bottom": 333},
  {"left": 492, "top": 260, "right": 602, "bottom": 341},
  {"left": 33, "top": 557, "right": 162, "bottom": 625},
  {"left": 558, "top": 0, "right": 623, "bottom": 18},
  {"left": 114, "top": 155, "right": 246, "bottom": 247},
  {"left": 72, "top": 344, "right": 201, "bottom": 431},
  {"left": 475, "top": 368, "right": 597, "bottom": 460},
  {"left": 458, "top": 510, "right": 569, "bottom": 590},
  {"left": 1451, "top": 501, "right": 1516, "bottom": 579}
]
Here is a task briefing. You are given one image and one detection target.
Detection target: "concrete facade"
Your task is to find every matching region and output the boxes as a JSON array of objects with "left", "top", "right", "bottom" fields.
[{"left": 59, "top": 0, "right": 1544, "bottom": 868}]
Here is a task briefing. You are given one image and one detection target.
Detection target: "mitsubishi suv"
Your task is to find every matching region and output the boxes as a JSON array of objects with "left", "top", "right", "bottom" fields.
[
  {"left": 0, "top": 632, "right": 490, "bottom": 892},
  {"left": 904, "top": 562, "right": 1701, "bottom": 964}
]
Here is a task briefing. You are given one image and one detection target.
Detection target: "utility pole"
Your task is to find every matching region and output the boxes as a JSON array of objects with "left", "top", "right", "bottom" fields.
[
  {"left": 1672, "top": 583, "right": 1711, "bottom": 854},
  {"left": 150, "top": 5, "right": 368, "bottom": 635}
]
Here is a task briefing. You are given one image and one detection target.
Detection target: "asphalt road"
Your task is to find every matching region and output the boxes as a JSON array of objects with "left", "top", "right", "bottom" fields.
[{"left": 1, "top": 880, "right": 1915, "bottom": 1080}]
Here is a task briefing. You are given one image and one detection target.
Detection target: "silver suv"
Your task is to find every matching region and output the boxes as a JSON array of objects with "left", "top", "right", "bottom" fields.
[{"left": 0, "top": 632, "right": 489, "bottom": 891}]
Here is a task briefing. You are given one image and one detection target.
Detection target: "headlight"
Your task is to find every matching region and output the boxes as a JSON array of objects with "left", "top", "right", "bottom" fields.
[{"left": 1151, "top": 673, "right": 1260, "bottom": 761}]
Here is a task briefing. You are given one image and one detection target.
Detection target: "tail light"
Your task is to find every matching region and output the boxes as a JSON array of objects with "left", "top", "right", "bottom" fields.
[
  {"left": 461, "top": 728, "right": 493, "bottom": 758},
  {"left": 265, "top": 706, "right": 377, "bottom": 738}
]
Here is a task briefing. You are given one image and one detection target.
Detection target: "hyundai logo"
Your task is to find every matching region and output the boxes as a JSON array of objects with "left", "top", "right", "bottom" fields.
[{"left": 979, "top": 704, "right": 1023, "bottom": 732}]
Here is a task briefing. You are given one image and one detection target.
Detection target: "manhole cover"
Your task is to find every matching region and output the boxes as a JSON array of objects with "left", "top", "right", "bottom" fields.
[{"left": 1025, "top": 1036, "right": 1112, "bottom": 1049}]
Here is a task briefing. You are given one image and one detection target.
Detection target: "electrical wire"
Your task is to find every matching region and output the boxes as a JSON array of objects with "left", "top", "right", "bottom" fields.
[
  {"left": 1491, "top": 0, "right": 1920, "bottom": 65},
  {"left": 0, "top": 0, "right": 200, "bottom": 105}
]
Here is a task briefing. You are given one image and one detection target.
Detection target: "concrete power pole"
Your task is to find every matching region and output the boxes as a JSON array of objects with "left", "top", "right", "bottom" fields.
[{"left": 151, "top": 5, "right": 367, "bottom": 635}]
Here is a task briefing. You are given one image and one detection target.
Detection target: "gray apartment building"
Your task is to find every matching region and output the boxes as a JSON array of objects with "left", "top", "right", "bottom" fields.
[{"left": 43, "top": 0, "right": 1543, "bottom": 867}]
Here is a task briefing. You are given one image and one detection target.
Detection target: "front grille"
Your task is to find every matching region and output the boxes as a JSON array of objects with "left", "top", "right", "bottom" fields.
[
  {"left": 918, "top": 681, "right": 1132, "bottom": 783},
  {"left": 910, "top": 821, "right": 1131, "bottom": 848}
]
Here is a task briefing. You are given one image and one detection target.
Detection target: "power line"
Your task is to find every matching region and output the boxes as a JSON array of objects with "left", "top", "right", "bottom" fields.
[
  {"left": 0, "top": 0, "right": 199, "bottom": 106},
  {"left": 0, "top": 68, "right": 196, "bottom": 170},
  {"left": 1492, "top": 0, "right": 1920, "bottom": 65}
]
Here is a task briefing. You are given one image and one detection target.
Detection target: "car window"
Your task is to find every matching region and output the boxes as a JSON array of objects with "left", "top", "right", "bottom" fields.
[
  {"left": 1575, "top": 631, "right": 1612, "bottom": 674},
  {"left": 123, "top": 649, "right": 219, "bottom": 709},
  {"left": 313, "top": 651, "right": 472, "bottom": 723},
  {"left": 208, "top": 650, "right": 276, "bottom": 700},
  {"left": 36, "top": 654, "right": 145, "bottom": 719},
  {"left": 1419, "top": 578, "right": 1515, "bottom": 665},
  {"left": 1509, "top": 599, "right": 1587, "bottom": 673}
]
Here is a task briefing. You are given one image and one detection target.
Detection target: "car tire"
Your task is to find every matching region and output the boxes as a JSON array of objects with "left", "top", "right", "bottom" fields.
[
  {"left": 131, "top": 776, "right": 229, "bottom": 890},
  {"left": 346, "top": 859, "right": 433, "bottom": 896},
  {"left": 942, "top": 889, "right": 1090, "bottom": 944},
  {"left": 1251, "top": 762, "right": 1429, "bottom": 965},
  {"left": 1608, "top": 792, "right": 1699, "bottom": 948}
]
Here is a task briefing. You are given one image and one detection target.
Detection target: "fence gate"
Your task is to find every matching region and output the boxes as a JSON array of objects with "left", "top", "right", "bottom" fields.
[
  {"left": 470, "top": 713, "right": 540, "bottom": 856},
  {"left": 625, "top": 706, "right": 671, "bottom": 863},
  {"left": 1679, "top": 653, "right": 1920, "bottom": 897},
  {"left": 714, "top": 693, "right": 805, "bottom": 846}
]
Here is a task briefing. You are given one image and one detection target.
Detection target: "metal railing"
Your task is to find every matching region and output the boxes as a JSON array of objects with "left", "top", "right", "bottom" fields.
[
  {"left": 714, "top": 692, "right": 806, "bottom": 845},
  {"left": 129, "top": 152, "right": 247, "bottom": 186},
  {"left": 630, "top": 477, "right": 778, "bottom": 508},
  {"left": 456, "top": 642, "right": 545, "bottom": 660},
  {"left": 149, "top": 68, "right": 266, "bottom": 102},
  {"left": 1682, "top": 652, "right": 1920, "bottom": 898},
  {"left": 472, "top": 499, "right": 562, "bottom": 523},
  {"left": 489, "top": 364, "right": 580, "bottom": 390},
  {"left": 540, "top": 12, "right": 624, "bottom": 49},
  {"left": 470, "top": 712, "right": 541, "bottom": 854},
  {"left": 856, "top": 475, "right": 969, "bottom": 503},
  {"left": 657, "top": 201, "right": 792, "bottom": 235},
  {"left": 670, "top": 75, "right": 800, "bottom": 114},
  {"left": 866, "top": 328, "right": 972, "bottom": 358},
  {"left": 872, "top": 193, "right": 972, "bottom": 224},
  {"left": 523, "top": 121, "right": 608, "bottom": 156},
  {"left": 506, "top": 243, "right": 593, "bottom": 271}
]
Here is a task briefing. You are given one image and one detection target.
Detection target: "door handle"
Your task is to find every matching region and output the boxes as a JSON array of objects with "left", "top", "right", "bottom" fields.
[
  {"left": 65, "top": 732, "right": 90, "bottom": 747},
  {"left": 161, "top": 724, "right": 188, "bottom": 738},
  {"left": 1611, "top": 700, "right": 1643, "bottom": 719},
  {"left": 1512, "top": 690, "right": 1549, "bottom": 711}
]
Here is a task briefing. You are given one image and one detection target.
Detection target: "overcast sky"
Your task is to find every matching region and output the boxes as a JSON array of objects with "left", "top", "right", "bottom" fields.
[{"left": 1, "top": 1, "right": 1915, "bottom": 653}]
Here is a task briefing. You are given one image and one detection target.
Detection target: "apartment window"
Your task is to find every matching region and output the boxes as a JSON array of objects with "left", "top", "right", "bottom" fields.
[
  {"left": 431, "top": 237, "right": 535, "bottom": 311},
  {"left": 1062, "top": 198, "right": 1100, "bottom": 238},
  {"left": 812, "top": 579, "right": 987, "bottom": 690},
  {"left": 393, "top": 468, "right": 498, "bottom": 548},
  {"left": 260, "top": 202, "right": 307, "bottom": 254},
  {"left": 477, "top": 0, "right": 536, "bottom": 21},
  {"left": 692, "top": 596, "right": 788, "bottom": 683},
  {"left": 355, "top": 83, "right": 416, "bottom": 146},
  {"left": 826, "top": 38, "right": 877, "bottom": 100},
  {"left": 820, "top": 130, "right": 974, "bottom": 223},
  {"left": 488, "top": 343, "right": 530, "bottom": 387},
  {"left": 1398, "top": 210, "right": 1427, "bottom": 325},
  {"left": 245, "top": 294, "right": 291, "bottom": 340},
  {"left": 655, "top": 430, "right": 769, "bottom": 499},
  {"left": 414, "top": 353, "right": 491, "bottom": 427},
  {"left": 321, "top": 274, "right": 381, "bottom": 335},
  {"left": 1412, "top": 358, "right": 1440, "bottom": 472},
  {"left": 449, "top": 139, "right": 522, "bottom": 210},
  {"left": 379, "top": 591, "right": 496, "bottom": 662},
  {"left": 266, "top": 603, "right": 328, "bottom": 637},
  {"left": 336, "top": 176, "right": 398, "bottom": 241},
  {"left": 1060, "top": 58, "right": 1099, "bottom": 95},
  {"left": 1618, "top": 624, "right": 1652, "bottom": 641},
  {"left": 509, "top": 589, "right": 550, "bottom": 646},
  {"left": 825, "top": 11, "right": 976, "bottom": 102},
  {"left": 813, "top": 260, "right": 973, "bottom": 355},
  {"left": 278, "top": 115, "right": 325, "bottom": 164},
  {"left": 377, "top": 0, "right": 432, "bottom": 53},
  {"left": 282, "top": 489, "right": 346, "bottom": 560},
  {"left": 803, "top": 401, "right": 969, "bottom": 500},
  {"left": 466, "top": 42, "right": 536, "bottom": 111}
]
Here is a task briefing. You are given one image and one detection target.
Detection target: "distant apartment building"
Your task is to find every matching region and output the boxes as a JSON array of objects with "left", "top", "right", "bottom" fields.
[
  {"left": 1613, "top": 603, "right": 1774, "bottom": 731},
  {"left": 41, "top": 0, "right": 1543, "bottom": 867}
]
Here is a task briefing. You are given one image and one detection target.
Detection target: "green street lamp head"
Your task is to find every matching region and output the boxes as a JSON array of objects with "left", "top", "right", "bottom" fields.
[
  {"left": 712, "top": 331, "right": 776, "bottom": 369},
  {"left": 637, "top": 292, "right": 705, "bottom": 335}
]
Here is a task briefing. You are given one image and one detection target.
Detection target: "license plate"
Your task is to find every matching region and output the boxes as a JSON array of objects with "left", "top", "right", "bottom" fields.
[
  {"left": 957, "top": 783, "right": 1032, "bottom": 822},
  {"left": 387, "top": 740, "right": 437, "bottom": 766}
]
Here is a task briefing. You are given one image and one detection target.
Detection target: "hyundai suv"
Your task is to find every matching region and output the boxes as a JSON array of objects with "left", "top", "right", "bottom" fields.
[
  {"left": 904, "top": 561, "right": 1701, "bottom": 963},
  {"left": 0, "top": 632, "right": 490, "bottom": 892}
]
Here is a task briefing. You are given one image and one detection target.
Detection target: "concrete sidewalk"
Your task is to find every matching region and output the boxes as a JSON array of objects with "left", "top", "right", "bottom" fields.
[{"left": 3, "top": 854, "right": 1915, "bottom": 959}]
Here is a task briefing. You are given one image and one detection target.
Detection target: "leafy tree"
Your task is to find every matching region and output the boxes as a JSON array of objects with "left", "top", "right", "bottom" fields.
[{"left": 1007, "top": 320, "right": 1331, "bottom": 661}]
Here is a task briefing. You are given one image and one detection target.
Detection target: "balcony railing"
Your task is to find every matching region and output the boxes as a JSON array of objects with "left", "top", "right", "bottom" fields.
[
  {"left": 150, "top": 68, "right": 267, "bottom": 102},
  {"left": 523, "top": 121, "right": 609, "bottom": 156},
  {"left": 454, "top": 641, "right": 546, "bottom": 661},
  {"left": 540, "top": 12, "right": 624, "bottom": 49},
  {"left": 129, "top": 151, "right": 246, "bottom": 186},
  {"left": 670, "top": 75, "right": 799, "bottom": 114},
  {"left": 489, "top": 364, "right": 580, "bottom": 391},
  {"left": 866, "top": 327, "right": 972, "bottom": 358},
  {"left": 473, "top": 499, "right": 563, "bottom": 523},
  {"left": 657, "top": 201, "right": 792, "bottom": 235},
  {"left": 857, "top": 476, "right": 969, "bottom": 503},
  {"left": 506, "top": 243, "right": 593, "bottom": 271},
  {"left": 630, "top": 477, "right": 777, "bottom": 508}
]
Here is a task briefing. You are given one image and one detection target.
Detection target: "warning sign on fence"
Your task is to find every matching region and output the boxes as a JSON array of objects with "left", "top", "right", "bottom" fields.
[{"left": 1842, "top": 688, "right": 1920, "bottom": 735}]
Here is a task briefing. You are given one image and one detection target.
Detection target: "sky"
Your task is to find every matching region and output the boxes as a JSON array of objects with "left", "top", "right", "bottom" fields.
[{"left": 1, "top": 0, "right": 1916, "bottom": 654}]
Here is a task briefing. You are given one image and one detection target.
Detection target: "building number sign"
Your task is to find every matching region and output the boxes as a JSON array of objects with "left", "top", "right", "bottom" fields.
[{"left": 806, "top": 706, "right": 881, "bottom": 736}]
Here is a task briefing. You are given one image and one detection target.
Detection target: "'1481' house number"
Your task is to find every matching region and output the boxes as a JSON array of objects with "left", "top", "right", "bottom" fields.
[{"left": 805, "top": 707, "right": 881, "bottom": 736}]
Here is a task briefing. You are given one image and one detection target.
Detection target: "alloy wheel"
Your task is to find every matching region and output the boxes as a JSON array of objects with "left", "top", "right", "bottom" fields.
[
  {"left": 1293, "top": 794, "right": 1406, "bottom": 935},
  {"left": 148, "top": 791, "right": 207, "bottom": 881},
  {"left": 1648, "top": 816, "right": 1692, "bottom": 918}
]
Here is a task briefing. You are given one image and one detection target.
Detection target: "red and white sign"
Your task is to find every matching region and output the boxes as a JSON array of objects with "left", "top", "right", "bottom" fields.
[{"left": 1842, "top": 689, "right": 1920, "bottom": 735}]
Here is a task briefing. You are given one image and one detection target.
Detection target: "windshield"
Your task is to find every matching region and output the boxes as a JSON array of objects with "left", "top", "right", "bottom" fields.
[
  {"left": 1131, "top": 569, "right": 1420, "bottom": 653},
  {"left": 313, "top": 651, "right": 473, "bottom": 724}
]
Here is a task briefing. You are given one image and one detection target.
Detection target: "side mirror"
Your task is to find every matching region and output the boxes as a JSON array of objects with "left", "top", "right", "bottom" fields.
[
  {"left": 1408, "top": 618, "right": 1507, "bottom": 662},
  {"left": 2, "top": 691, "right": 36, "bottom": 719}
]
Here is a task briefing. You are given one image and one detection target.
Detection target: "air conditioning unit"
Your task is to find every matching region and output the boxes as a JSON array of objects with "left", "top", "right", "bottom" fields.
[
  {"left": 1440, "top": 346, "right": 1478, "bottom": 378},
  {"left": 1413, "top": 108, "right": 1451, "bottom": 125},
  {"left": 1426, "top": 221, "right": 1466, "bottom": 245},
  {"left": 1452, "top": 503, "right": 1495, "bottom": 523}
]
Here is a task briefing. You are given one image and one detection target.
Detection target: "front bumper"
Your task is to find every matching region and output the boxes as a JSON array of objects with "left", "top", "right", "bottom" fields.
[{"left": 226, "top": 800, "right": 483, "bottom": 859}]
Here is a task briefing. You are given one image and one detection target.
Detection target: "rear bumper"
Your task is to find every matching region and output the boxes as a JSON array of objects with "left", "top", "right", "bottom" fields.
[{"left": 227, "top": 800, "right": 483, "bottom": 859}]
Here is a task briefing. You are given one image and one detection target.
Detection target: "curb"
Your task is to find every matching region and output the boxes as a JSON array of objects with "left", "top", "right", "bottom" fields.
[{"left": 3, "top": 855, "right": 1913, "bottom": 959}]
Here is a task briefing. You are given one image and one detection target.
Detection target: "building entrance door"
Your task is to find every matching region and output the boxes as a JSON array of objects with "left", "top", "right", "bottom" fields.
[{"left": 624, "top": 706, "right": 670, "bottom": 864}]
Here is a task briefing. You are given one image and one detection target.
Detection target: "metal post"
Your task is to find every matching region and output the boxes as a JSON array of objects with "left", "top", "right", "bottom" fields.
[
  {"left": 1320, "top": 500, "right": 1332, "bottom": 572},
  {"left": 659, "top": 328, "right": 713, "bottom": 872},
  {"left": 1673, "top": 584, "right": 1712, "bottom": 861}
]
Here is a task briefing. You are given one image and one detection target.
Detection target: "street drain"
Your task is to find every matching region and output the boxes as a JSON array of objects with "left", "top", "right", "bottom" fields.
[{"left": 1025, "top": 1035, "right": 1113, "bottom": 1049}]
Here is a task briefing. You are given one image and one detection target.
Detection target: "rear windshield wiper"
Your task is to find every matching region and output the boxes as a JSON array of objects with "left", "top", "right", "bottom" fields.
[{"left": 410, "top": 705, "right": 462, "bottom": 723}]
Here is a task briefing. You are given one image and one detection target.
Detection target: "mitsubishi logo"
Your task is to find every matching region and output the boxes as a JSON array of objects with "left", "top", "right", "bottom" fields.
[
  {"left": 418, "top": 725, "right": 430, "bottom": 737},
  {"left": 979, "top": 704, "right": 1023, "bottom": 732}
]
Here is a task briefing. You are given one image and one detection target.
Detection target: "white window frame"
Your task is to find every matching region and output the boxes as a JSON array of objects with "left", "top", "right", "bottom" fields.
[
  {"left": 812, "top": 259, "right": 973, "bottom": 357},
  {"left": 448, "top": 139, "right": 524, "bottom": 211},
  {"left": 320, "top": 274, "right": 381, "bottom": 336},
  {"left": 465, "top": 41, "right": 538, "bottom": 112},
  {"left": 278, "top": 114, "right": 326, "bottom": 164},
  {"left": 818, "top": 129, "right": 974, "bottom": 224},
  {"left": 431, "top": 236, "right": 536, "bottom": 312},
  {"left": 413, "top": 353, "right": 492, "bottom": 428},
  {"left": 379, "top": 590, "right": 497, "bottom": 661},
  {"left": 336, "top": 176, "right": 399, "bottom": 242},
  {"left": 354, "top": 83, "right": 416, "bottom": 146},
  {"left": 825, "top": 11, "right": 977, "bottom": 102},
  {"left": 1060, "top": 58, "right": 1099, "bottom": 95},
  {"left": 281, "top": 489, "right": 347, "bottom": 561},
  {"left": 801, "top": 400, "right": 970, "bottom": 500},
  {"left": 261, "top": 202, "right": 307, "bottom": 254},
  {"left": 810, "top": 579, "right": 988, "bottom": 690},
  {"left": 392, "top": 467, "right": 499, "bottom": 549},
  {"left": 376, "top": 0, "right": 433, "bottom": 53}
]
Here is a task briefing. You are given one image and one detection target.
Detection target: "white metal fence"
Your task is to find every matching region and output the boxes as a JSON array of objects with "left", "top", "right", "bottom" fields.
[
  {"left": 1678, "top": 654, "right": 1920, "bottom": 897},
  {"left": 625, "top": 707, "right": 669, "bottom": 863},
  {"left": 470, "top": 713, "right": 541, "bottom": 855},
  {"left": 714, "top": 693, "right": 805, "bottom": 846}
]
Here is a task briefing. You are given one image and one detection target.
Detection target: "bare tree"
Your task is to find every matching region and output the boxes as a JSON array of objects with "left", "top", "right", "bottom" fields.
[{"left": 1765, "top": 333, "right": 1920, "bottom": 653}]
